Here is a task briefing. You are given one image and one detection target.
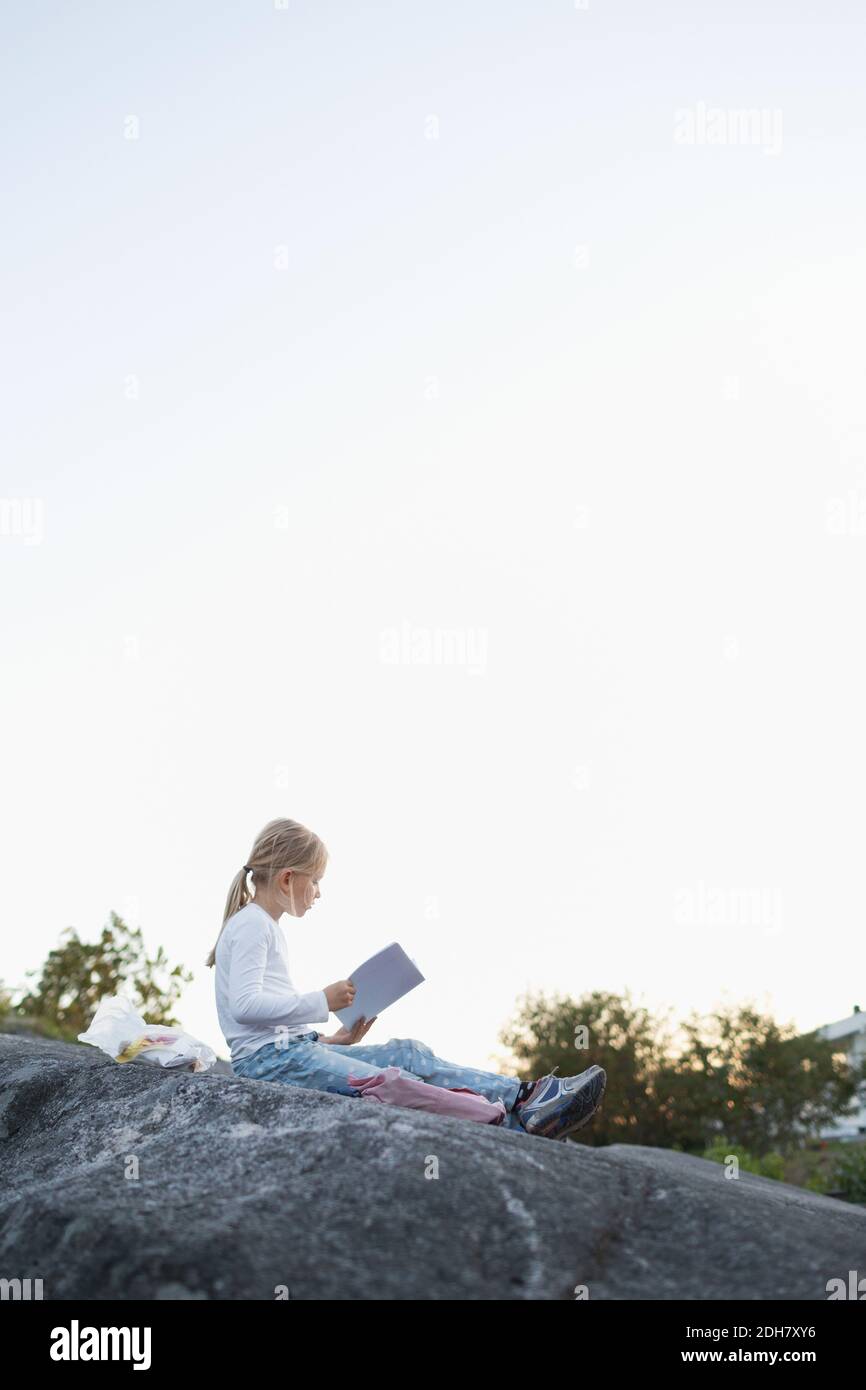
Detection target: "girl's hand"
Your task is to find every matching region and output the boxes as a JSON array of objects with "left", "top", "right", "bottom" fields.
[
  {"left": 324, "top": 1015, "right": 378, "bottom": 1046},
  {"left": 324, "top": 979, "right": 356, "bottom": 1011}
]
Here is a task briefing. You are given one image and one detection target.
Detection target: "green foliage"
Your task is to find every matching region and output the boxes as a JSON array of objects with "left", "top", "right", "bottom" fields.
[
  {"left": 11, "top": 912, "right": 193, "bottom": 1043},
  {"left": 654, "top": 1005, "right": 863, "bottom": 1156},
  {"left": 499, "top": 993, "right": 864, "bottom": 1155},
  {"left": 818, "top": 1144, "right": 866, "bottom": 1203},
  {"left": 499, "top": 989, "right": 676, "bottom": 1148},
  {"left": 701, "top": 1142, "right": 785, "bottom": 1181}
]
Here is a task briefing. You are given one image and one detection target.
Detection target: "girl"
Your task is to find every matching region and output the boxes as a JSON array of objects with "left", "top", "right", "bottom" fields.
[{"left": 208, "top": 818, "right": 606, "bottom": 1141}]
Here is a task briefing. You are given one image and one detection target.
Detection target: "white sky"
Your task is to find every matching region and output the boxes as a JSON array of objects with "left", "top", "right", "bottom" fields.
[{"left": 1, "top": 1, "right": 864, "bottom": 1069}]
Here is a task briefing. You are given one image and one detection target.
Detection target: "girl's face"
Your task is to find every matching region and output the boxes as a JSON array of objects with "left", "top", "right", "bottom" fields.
[{"left": 278, "top": 868, "right": 322, "bottom": 917}]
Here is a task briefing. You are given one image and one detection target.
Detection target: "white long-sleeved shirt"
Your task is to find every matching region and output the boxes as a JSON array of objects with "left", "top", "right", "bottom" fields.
[{"left": 214, "top": 902, "right": 330, "bottom": 1064}]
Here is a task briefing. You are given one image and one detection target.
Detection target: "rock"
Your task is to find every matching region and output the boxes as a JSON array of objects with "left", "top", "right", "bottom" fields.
[{"left": 0, "top": 1031, "right": 863, "bottom": 1300}]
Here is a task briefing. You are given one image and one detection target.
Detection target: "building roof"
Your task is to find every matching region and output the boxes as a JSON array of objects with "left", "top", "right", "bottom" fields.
[{"left": 816, "top": 1009, "right": 866, "bottom": 1043}]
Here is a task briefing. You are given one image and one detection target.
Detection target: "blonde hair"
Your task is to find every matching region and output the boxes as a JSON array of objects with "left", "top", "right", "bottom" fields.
[{"left": 205, "top": 817, "right": 328, "bottom": 967}]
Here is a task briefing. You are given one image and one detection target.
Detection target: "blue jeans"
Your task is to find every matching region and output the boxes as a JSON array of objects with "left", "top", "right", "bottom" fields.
[{"left": 232, "top": 1033, "right": 528, "bottom": 1133}]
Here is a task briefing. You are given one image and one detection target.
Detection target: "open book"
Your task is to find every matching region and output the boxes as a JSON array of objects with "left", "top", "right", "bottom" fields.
[{"left": 334, "top": 942, "right": 425, "bottom": 1030}]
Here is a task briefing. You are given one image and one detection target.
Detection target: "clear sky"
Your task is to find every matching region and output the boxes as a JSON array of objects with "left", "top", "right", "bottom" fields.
[{"left": 2, "top": 1, "right": 864, "bottom": 1068}]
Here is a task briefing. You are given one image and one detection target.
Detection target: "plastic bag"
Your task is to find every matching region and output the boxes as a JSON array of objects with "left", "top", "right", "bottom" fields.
[{"left": 77, "top": 994, "right": 216, "bottom": 1073}]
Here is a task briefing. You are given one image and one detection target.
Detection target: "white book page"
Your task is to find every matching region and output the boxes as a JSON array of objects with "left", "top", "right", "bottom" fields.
[{"left": 334, "top": 942, "right": 425, "bottom": 1029}]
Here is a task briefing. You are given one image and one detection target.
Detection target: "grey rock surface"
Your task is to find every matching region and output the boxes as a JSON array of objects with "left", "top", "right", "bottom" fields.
[{"left": 1, "top": 1031, "right": 863, "bottom": 1300}]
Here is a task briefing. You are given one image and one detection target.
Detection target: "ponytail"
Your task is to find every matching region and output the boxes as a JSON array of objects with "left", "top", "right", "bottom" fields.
[{"left": 204, "top": 867, "right": 252, "bottom": 967}]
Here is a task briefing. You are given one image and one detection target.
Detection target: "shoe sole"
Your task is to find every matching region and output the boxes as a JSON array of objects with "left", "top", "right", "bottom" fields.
[
  {"left": 556, "top": 1070, "right": 606, "bottom": 1141},
  {"left": 525, "top": 1068, "right": 606, "bottom": 1141}
]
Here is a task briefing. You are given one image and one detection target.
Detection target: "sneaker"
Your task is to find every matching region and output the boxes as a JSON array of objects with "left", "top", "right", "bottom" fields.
[{"left": 515, "top": 1065, "right": 606, "bottom": 1141}]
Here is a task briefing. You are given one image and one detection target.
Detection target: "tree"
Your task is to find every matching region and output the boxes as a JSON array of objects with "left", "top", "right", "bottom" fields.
[
  {"left": 498, "top": 988, "right": 676, "bottom": 1147},
  {"left": 11, "top": 912, "right": 193, "bottom": 1043},
  {"left": 654, "top": 1004, "right": 864, "bottom": 1155},
  {"left": 499, "top": 992, "right": 865, "bottom": 1154}
]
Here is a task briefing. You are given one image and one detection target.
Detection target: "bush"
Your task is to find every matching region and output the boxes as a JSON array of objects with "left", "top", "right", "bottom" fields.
[
  {"left": 701, "top": 1142, "right": 785, "bottom": 1181},
  {"left": 810, "top": 1144, "right": 866, "bottom": 1203},
  {"left": 8, "top": 912, "right": 192, "bottom": 1043}
]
